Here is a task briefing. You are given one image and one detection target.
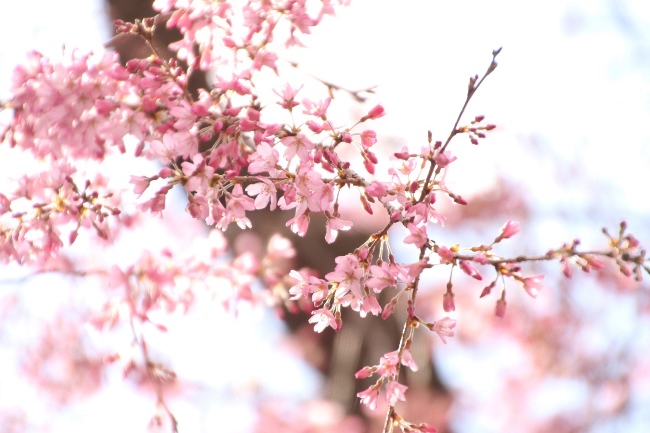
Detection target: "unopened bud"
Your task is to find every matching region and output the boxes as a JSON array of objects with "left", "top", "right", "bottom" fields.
[
  {"left": 443, "top": 291, "right": 455, "bottom": 312},
  {"left": 495, "top": 298, "right": 507, "bottom": 318}
]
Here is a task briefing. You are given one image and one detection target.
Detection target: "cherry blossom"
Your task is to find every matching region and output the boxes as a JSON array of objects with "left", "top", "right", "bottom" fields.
[
  {"left": 430, "top": 317, "right": 457, "bottom": 344},
  {"left": 325, "top": 215, "right": 353, "bottom": 244},
  {"left": 325, "top": 254, "right": 365, "bottom": 299},
  {"left": 0, "top": 4, "right": 646, "bottom": 433},
  {"left": 247, "top": 142, "right": 280, "bottom": 176},
  {"left": 357, "top": 386, "right": 380, "bottom": 410},
  {"left": 437, "top": 246, "right": 455, "bottom": 264},
  {"left": 403, "top": 223, "right": 428, "bottom": 248},
  {"left": 385, "top": 381, "right": 408, "bottom": 406},
  {"left": 309, "top": 308, "right": 338, "bottom": 333},
  {"left": 246, "top": 178, "right": 278, "bottom": 211}
]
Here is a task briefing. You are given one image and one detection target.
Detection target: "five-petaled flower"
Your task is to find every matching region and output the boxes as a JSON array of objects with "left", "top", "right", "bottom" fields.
[
  {"left": 431, "top": 317, "right": 457, "bottom": 344},
  {"left": 308, "top": 308, "right": 338, "bottom": 333}
]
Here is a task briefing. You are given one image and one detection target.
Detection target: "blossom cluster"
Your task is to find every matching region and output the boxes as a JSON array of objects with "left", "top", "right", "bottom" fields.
[{"left": 1, "top": 1, "right": 648, "bottom": 432}]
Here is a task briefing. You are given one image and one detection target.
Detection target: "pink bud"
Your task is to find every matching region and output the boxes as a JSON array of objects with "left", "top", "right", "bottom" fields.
[
  {"left": 223, "top": 37, "right": 237, "bottom": 48},
  {"left": 480, "top": 282, "right": 495, "bottom": 298},
  {"left": 473, "top": 253, "right": 488, "bottom": 265},
  {"left": 363, "top": 159, "right": 375, "bottom": 174},
  {"left": 588, "top": 256, "right": 605, "bottom": 269},
  {"left": 443, "top": 291, "right": 455, "bottom": 312},
  {"left": 365, "top": 151, "right": 378, "bottom": 164},
  {"left": 239, "top": 118, "right": 257, "bottom": 131},
  {"left": 495, "top": 298, "right": 507, "bottom": 318},
  {"left": 360, "top": 195, "right": 373, "bottom": 215},
  {"left": 459, "top": 260, "right": 483, "bottom": 280},
  {"left": 355, "top": 366, "right": 374, "bottom": 379},
  {"left": 362, "top": 104, "right": 385, "bottom": 121},
  {"left": 358, "top": 247, "right": 369, "bottom": 261},
  {"left": 454, "top": 195, "right": 467, "bottom": 205},
  {"left": 498, "top": 221, "right": 520, "bottom": 240},
  {"left": 313, "top": 148, "right": 323, "bottom": 163},
  {"left": 307, "top": 120, "right": 323, "bottom": 133},
  {"left": 382, "top": 301, "right": 395, "bottom": 319},
  {"left": 522, "top": 274, "right": 544, "bottom": 298}
]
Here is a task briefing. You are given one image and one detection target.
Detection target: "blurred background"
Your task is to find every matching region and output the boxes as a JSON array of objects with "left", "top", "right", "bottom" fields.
[{"left": 1, "top": 1, "right": 649, "bottom": 432}]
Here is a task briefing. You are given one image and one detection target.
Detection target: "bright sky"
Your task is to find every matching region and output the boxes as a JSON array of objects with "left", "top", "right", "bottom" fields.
[{"left": 1, "top": 1, "right": 649, "bottom": 432}]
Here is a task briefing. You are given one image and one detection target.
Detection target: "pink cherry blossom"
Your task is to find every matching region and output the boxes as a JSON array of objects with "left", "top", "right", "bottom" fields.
[
  {"left": 302, "top": 97, "right": 331, "bottom": 118},
  {"left": 365, "top": 262, "right": 401, "bottom": 293},
  {"left": 357, "top": 385, "right": 380, "bottom": 410},
  {"left": 385, "top": 381, "right": 408, "bottom": 406},
  {"left": 359, "top": 130, "right": 377, "bottom": 149},
  {"left": 273, "top": 83, "right": 302, "bottom": 110},
  {"left": 377, "top": 349, "right": 418, "bottom": 376},
  {"left": 403, "top": 223, "right": 428, "bottom": 248},
  {"left": 325, "top": 216, "right": 353, "bottom": 244},
  {"left": 129, "top": 176, "right": 153, "bottom": 197},
  {"left": 248, "top": 142, "right": 279, "bottom": 175},
  {"left": 400, "top": 349, "right": 419, "bottom": 372},
  {"left": 365, "top": 181, "right": 389, "bottom": 198},
  {"left": 431, "top": 317, "right": 457, "bottom": 344},
  {"left": 182, "top": 153, "right": 214, "bottom": 194},
  {"left": 308, "top": 308, "right": 338, "bottom": 333},
  {"left": 325, "top": 254, "right": 364, "bottom": 299},
  {"left": 403, "top": 201, "right": 445, "bottom": 225},
  {"left": 246, "top": 178, "right": 277, "bottom": 211},
  {"left": 282, "top": 212, "right": 308, "bottom": 235},
  {"left": 437, "top": 246, "right": 455, "bottom": 264},
  {"left": 281, "top": 133, "right": 315, "bottom": 161},
  {"left": 288, "top": 270, "right": 312, "bottom": 300},
  {"left": 358, "top": 295, "right": 382, "bottom": 318},
  {"left": 220, "top": 184, "right": 255, "bottom": 230},
  {"left": 434, "top": 150, "right": 457, "bottom": 167}
]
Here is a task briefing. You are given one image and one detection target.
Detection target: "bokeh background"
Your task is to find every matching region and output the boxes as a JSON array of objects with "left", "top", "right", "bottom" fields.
[{"left": 1, "top": 1, "right": 649, "bottom": 432}]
